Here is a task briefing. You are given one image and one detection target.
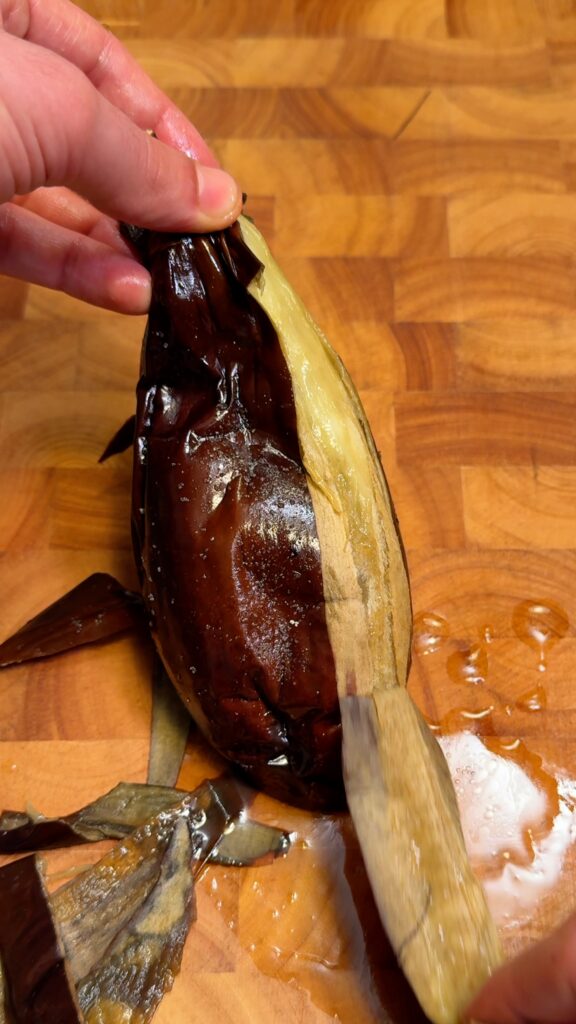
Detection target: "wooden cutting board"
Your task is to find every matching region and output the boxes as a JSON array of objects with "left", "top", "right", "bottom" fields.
[{"left": 2, "top": 1, "right": 576, "bottom": 1020}]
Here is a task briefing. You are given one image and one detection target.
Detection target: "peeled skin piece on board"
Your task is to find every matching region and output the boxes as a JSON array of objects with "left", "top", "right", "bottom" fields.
[
  {"left": 0, "top": 855, "right": 81, "bottom": 1023},
  {"left": 76, "top": 818, "right": 195, "bottom": 1024},
  {"left": 0, "top": 574, "right": 143, "bottom": 667},
  {"left": 239, "top": 215, "right": 501, "bottom": 1024},
  {"left": 0, "top": 780, "right": 289, "bottom": 1024}
]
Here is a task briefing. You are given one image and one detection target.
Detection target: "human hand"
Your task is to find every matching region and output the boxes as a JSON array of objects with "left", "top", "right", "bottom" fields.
[
  {"left": 466, "top": 912, "right": 576, "bottom": 1023},
  {"left": 0, "top": 0, "right": 242, "bottom": 312}
]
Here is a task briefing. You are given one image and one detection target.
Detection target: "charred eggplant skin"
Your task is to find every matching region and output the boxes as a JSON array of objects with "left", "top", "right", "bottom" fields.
[{"left": 130, "top": 223, "right": 342, "bottom": 808}]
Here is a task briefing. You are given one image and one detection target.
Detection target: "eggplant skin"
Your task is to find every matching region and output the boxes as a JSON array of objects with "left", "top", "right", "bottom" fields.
[{"left": 131, "top": 223, "right": 343, "bottom": 809}]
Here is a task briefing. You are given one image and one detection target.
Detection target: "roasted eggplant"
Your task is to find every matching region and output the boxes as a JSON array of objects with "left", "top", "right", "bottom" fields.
[
  {"left": 127, "top": 216, "right": 501, "bottom": 1022},
  {"left": 127, "top": 219, "right": 344, "bottom": 808},
  {"left": 0, "top": 214, "right": 501, "bottom": 1022}
]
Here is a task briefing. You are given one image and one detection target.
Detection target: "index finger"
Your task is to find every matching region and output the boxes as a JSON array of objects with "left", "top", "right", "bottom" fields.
[{"left": 1, "top": 0, "right": 218, "bottom": 165}]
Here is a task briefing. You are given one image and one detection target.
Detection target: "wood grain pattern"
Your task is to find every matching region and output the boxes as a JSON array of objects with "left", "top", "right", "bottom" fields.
[
  {"left": 448, "top": 192, "right": 576, "bottom": 258},
  {"left": 454, "top": 320, "right": 576, "bottom": 390},
  {"left": 389, "top": 139, "right": 567, "bottom": 193},
  {"left": 135, "top": 0, "right": 448, "bottom": 40},
  {"left": 462, "top": 466, "right": 576, "bottom": 547},
  {"left": 395, "top": 393, "right": 576, "bottom": 464},
  {"left": 3, "top": 1, "right": 576, "bottom": 1021},
  {"left": 275, "top": 195, "right": 449, "bottom": 257},
  {"left": 394, "top": 257, "right": 576, "bottom": 319}
]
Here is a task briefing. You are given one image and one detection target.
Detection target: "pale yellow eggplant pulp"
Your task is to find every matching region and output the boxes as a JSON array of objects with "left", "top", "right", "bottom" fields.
[{"left": 239, "top": 215, "right": 502, "bottom": 1024}]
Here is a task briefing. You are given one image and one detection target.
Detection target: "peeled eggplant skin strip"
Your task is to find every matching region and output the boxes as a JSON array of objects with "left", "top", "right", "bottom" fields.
[
  {"left": 342, "top": 691, "right": 501, "bottom": 1024},
  {"left": 0, "top": 780, "right": 290, "bottom": 873},
  {"left": 212, "top": 815, "right": 291, "bottom": 866},
  {"left": 0, "top": 772, "right": 291, "bottom": 1024},
  {"left": 238, "top": 215, "right": 501, "bottom": 1024},
  {"left": 77, "top": 819, "right": 195, "bottom": 1024},
  {"left": 147, "top": 658, "right": 191, "bottom": 788},
  {"left": 50, "top": 782, "right": 239, "bottom": 983},
  {"left": 53, "top": 824, "right": 176, "bottom": 984},
  {"left": 0, "top": 827, "right": 194, "bottom": 1024},
  {"left": 0, "top": 574, "right": 143, "bottom": 668},
  {"left": 0, "top": 782, "right": 208, "bottom": 853},
  {"left": 0, "top": 856, "right": 82, "bottom": 1024}
]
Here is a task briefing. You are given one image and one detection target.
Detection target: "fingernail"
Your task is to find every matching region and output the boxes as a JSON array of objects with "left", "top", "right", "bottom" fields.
[{"left": 196, "top": 165, "right": 240, "bottom": 223}]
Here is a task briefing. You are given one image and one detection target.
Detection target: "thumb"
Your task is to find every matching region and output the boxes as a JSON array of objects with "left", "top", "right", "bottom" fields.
[
  {"left": 466, "top": 913, "right": 576, "bottom": 1024},
  {"left": 0, "top": 34, "right": 241, "bottom": 232}
]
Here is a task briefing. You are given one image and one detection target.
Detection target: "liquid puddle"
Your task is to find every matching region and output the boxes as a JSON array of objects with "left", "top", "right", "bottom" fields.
[
  {"left": 515, "top": 684, "right": 547, "bottom": 713},
  {"left": 439, "top": 733, "right": 576, "bottom": 928},
  {"left": 191, "top": 602, "right": 573, "bottom": 1019},
  {"left": 416, "top": 602, "right": 575, "bottom": 933},
  {"left": 214, "top": 813, "right": 428, "bottom": 1024}
]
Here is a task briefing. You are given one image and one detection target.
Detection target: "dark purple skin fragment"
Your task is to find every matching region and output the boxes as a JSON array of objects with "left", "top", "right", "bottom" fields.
[
  {"left": 0, "top": 855, "right": 81, "bottom": 1024},
  {"left": 0, "top": 779, "right": 290, "bottom": 863},
  {"left": 0, "top": 811, "right": 87, "bottom": 854},
  {"left": 99, "top": 415, "right": 136, "bottom": 463},
  {"left": 0, "top": 574, "right": 144, "bottom": 668},
  {"left": 130, "top": 223, "right": 343, "bottom": 809},
  {"left": 0, "top": 782, "right": 190, "bottom": 854}
]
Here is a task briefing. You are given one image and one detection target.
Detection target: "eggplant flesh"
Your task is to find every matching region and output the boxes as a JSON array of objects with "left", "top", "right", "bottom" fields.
[
  {"left": 131, "top": 221, "right": 342, "bottom": 808},
  {"left": 239, "top": 217, "right": 501, "bottom": 1023}
]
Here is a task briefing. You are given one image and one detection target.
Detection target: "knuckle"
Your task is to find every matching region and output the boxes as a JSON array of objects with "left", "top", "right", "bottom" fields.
[
  {"left": 57, "top": 234, "right": 85, "bottom": 294},
  {"left": 0, "top": 202, "right": 16, "bottom": 250},
  {"left": 1, "top": 0, "right": 31, "bottom": 36},
  {"left": 87, "top": 26, "right": 116, "bottom": 86}
]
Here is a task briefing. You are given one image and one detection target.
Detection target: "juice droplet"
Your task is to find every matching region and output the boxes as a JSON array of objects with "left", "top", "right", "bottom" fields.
[
  {"left": 516, "top": 685, "right": 547, "bottom": 713},
  {"left": 428, "top": 705, "right": 496, "bottom": 738},
  {"left": 413, "top": 611, "right": 449, "bottom": 655},
  {"left": 512, "top": 600, "right": 569, "bottom": 672},
  {"left": 447, "top": 643, "right": 488, "bottom": 686},
  {"left": 460, "top": 706, "right": 494, "bottom": 721},
  {"left": 480, "top": 624, "right": 495, "bottom": 644}
]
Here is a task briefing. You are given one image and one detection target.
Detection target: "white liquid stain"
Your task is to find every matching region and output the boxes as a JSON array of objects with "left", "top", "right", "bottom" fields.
[{"left": 439, "top": 732, "right": 576, "bottom": 926}]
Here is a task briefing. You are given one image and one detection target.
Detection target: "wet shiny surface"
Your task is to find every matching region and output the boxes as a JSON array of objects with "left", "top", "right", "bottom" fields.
[
  {"left": 0, "top": 855, "right": 80, "bottom": 1023},
  {"left": 179, "top": 599, "right": 576, "bottom": 1020},
  {"left": 441, "top": 732, "right": 576, "bottom": 930},
  {"left": 414, "top": 598, "right": 576, "bottom": 958},
  {"left": 512, "top": 600, "right": 570, "bottom": 674},
  {"left": 132, "top": 224, "right": 341, "bottom": 808}
]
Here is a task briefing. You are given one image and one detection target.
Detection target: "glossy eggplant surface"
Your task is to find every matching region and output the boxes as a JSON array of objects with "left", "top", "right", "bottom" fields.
[{"left": 130, "top": 222, "right": 342, "bottom": 808}]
